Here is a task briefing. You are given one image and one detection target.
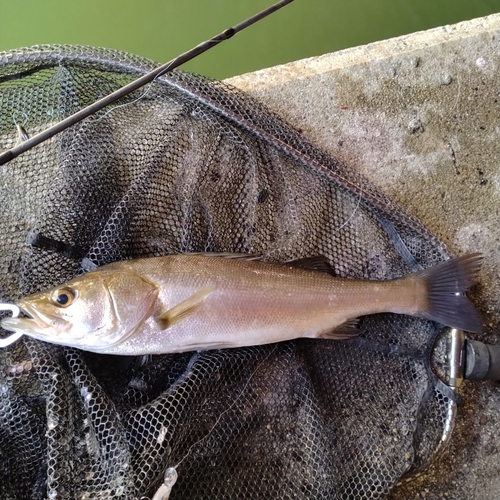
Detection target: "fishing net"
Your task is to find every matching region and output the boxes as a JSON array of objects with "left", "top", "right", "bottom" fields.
[{"left": 0, "top": 45, "right": 458, "bottom": 499}]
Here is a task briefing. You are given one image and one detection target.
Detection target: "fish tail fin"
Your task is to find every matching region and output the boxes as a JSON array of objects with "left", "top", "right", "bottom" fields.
[{"left": 416, "top": 253, "right": 483, "bottom": 332}]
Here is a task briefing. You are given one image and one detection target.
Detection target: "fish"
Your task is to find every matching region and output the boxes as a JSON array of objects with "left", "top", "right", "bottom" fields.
[{"left": 0, "top": 253, "right": 483, "bottom": 355}]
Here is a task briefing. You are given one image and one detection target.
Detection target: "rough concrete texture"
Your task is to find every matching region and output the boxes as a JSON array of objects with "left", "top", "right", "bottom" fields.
[{"left": 228, "top": 14, "right": 500, "bottom": 500}]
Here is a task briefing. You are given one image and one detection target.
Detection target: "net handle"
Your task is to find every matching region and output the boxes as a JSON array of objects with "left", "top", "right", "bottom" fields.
[{"left": 0, "top": 0, "right": 295, "bottom": 166}]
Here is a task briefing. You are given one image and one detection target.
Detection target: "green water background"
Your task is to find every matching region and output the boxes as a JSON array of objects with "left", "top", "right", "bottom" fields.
[{"left": 1, "top": 0, "right": 500, "bottom": 79}]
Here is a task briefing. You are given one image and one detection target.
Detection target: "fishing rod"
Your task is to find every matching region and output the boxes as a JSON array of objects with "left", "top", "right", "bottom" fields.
[{"left": 0, "top": 0, "right": 295, "bottom": 166}]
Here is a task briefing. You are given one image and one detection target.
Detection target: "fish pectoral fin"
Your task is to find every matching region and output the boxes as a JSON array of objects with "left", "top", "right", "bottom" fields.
[
  {"left": 155, "top": 285, "right": 215, "bottom": 330},
  {"left": 319, "top": 319, "right": 360, "bottom": 340}
]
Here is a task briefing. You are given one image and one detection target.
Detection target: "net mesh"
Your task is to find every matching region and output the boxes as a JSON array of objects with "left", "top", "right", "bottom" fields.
[{"left": 0, "top": 45, "right": 457, "bottom": 499}]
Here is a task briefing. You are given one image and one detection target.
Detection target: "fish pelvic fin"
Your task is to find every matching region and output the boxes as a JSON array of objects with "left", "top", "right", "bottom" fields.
[
  {"left": 319, "top": 318, "right": 360, "bottom": 340},
  {"left": 416, "top": 253, "right": 483, "bottom": 332},
  {"left": 155, "top": 285, "right": 215, "bottom": 330}
]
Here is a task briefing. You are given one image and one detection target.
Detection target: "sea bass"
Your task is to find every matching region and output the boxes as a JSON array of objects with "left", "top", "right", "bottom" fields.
[{"left": 1, "top": 253, "right": 483, "bottom": 355}]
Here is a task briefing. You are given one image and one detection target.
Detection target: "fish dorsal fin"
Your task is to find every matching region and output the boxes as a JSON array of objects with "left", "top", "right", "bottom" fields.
[
  {"left": 155, "top": 285, "right": 215, "bottom": 330},
  {"left": 319, "top": 318, "right": 360, "bottom": 339},
  {"left": 286, "top": 256, "right": 336, "bottom": 276},
  {"left": 187, "top": 253, "right": 335, "bottom": 276},
  {"left": 186, "top": 252, "right": 262, "bottom": 261}
]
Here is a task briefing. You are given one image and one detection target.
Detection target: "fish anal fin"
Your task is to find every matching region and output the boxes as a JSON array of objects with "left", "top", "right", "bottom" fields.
[
  {"left": 180, "top": 341, "right": 237, "bottom": 351},
  {"left": 319, "top": 318, "right": 360, "bottom": 340},
  {"left": 155, "top": 285, "right": 215, "bottom": 330}
]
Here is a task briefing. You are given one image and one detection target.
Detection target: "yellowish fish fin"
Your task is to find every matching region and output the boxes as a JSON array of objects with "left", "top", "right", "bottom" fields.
[
  {"left": 155, "top": 285, "right": 215, "bottom": 330},
  {"left": 319, "top": 319, "right": 360, "bottom": 339},
  {"left": 286, "top": 255, "right": 336, "bottom": 276}
]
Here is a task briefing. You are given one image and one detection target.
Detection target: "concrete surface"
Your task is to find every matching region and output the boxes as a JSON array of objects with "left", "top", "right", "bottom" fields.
[{"left": 228, "top": 14, "right": 500, "bottom": 500}]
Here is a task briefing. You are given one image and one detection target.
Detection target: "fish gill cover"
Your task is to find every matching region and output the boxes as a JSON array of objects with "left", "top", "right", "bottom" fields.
[{"left": 0, "top": 45, "right": 456, "bottom": 499}]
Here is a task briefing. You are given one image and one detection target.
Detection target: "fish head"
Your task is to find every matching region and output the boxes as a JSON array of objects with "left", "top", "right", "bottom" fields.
[{"left": 1, "top": 270, "right": 159, "bottom": 352}]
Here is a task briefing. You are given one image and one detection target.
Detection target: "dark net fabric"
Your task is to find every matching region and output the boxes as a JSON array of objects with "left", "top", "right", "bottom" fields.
[{"left": 0, "top": 45, "right": 456, "bottom": 499}]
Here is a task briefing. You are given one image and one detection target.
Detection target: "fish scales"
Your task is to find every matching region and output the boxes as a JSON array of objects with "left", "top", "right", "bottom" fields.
[{"left": 105, "top": 255, "right": 418, "bottom": 352}]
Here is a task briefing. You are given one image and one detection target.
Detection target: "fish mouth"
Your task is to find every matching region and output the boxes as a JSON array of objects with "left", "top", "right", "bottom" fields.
[
  {"left": 1, "top": 301, "right": 68, "bottom": 340},
  {"left": 1, "top": 316, "right": 49, "bottom": 335},
  {"left": 19, "top": 301, "right": 52, "bottom": 327}
]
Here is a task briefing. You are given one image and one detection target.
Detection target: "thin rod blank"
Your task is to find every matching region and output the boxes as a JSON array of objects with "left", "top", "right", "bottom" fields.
[{"left": 0, "top": 0, "right": 295, "bottom": 166}]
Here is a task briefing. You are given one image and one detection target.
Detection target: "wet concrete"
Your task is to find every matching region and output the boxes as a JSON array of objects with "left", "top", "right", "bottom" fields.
[{"left": 228, "top": 13, "right": 500, "bottom": 500}]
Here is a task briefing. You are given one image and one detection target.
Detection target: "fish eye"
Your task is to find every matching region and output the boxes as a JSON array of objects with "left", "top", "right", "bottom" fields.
[{"left": 52, "top": 288, "right": 76, "bottom": 308}]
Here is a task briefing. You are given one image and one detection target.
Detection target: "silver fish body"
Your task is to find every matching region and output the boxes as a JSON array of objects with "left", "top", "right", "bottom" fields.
[{"left": 1, "top": 253, "right": 483, "bottom": 355}]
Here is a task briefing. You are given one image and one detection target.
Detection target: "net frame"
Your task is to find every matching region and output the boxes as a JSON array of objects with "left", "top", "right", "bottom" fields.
[{"left": 0, "top": 45, "right": 458, "bottom": 500}]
